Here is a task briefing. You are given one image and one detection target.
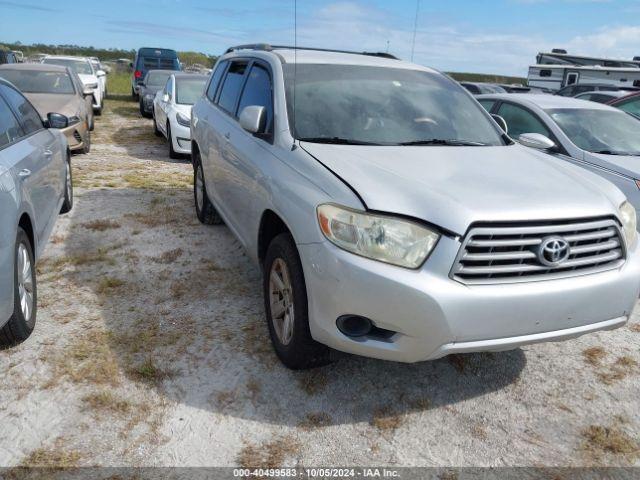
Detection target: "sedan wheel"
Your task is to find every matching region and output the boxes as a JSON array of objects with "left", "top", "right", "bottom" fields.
[{"left": 16, "top": 243, "right": 34, "bottom": 323}]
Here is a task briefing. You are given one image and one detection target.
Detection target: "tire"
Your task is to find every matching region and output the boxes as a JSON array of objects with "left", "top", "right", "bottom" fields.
[
  {"left": 94, "top": 105, "right": 102, "bottom": 116},
  {"left": 82, "top": 130, "right": 91, "bottom": 155},
  {"left": 132, "top": 87, "right": 138, "bottom": 100},
  {"left": 168, "top": 123, "right": 180, "bottom": 159},
  {"left": 139, "top": 101, "right": 146, "bottom": 117},
  {"left": 0, "top": 228, "right": 37, "bottom": 348},
  {"left": 263, "top": 233, "right": 331, "bottom": 369},
  {"left": 153, "top": 110, "right": 162, "bottom": 137},
  {"left": 89, "top": 111, "right": 94, "bottom": 132},
  {"left": 60, "top": 153, "right": 73, "bottom": 214},
  {"left": 193, "top": 155, "right": 222, "bottom": 225}
]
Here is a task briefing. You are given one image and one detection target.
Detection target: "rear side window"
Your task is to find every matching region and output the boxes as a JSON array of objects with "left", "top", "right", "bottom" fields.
[
  {"left": 237, "top": 64, "right": 273, "bottom": 132},
  {"left": 618, "top": 98, "right": 640, "bottom": 116},
  {"left": 0, "top": 95, "right": 23, "bottom": 148},
  {"left": 478, "top": 99, "right": 496, "bottom": 112},
  {"left": 496, "top": 103, "right": 551, "bottom": 138},
  {"left": 206, "top": 61, "right": 227, "bottom": 102},
  {"left": 0, "top": 84, "right": 43, "bottom": 135},
  {"left": 217, "top": 61, "right": 248, "bottom": 115}
]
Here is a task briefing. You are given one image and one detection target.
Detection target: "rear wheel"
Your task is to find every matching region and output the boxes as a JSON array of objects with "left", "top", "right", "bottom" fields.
[
  {"left": 193, "top": 155, "right": 222, "bottom": 225},
  {"left": 0, "top": 228, "right": 37, "bottom": 348},
  {"left": 88, "top": 111, "right": 94, "bottom": 131},
  {"left": 263, "top": 233, "right": 331, "bottom": 369},
  {"left": 82, "top": 130, "right": 91, "bottom": 155},
  {"left": 60, "top": 153, "right": 73, "bottom": 214},
  {"left": 94, "top": 105, "right": 102, "bottom": 116}
]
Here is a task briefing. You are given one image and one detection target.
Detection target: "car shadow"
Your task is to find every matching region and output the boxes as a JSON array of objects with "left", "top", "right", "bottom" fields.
[{"left": 61, "top": 184, "right": 527, "bottom": 428}]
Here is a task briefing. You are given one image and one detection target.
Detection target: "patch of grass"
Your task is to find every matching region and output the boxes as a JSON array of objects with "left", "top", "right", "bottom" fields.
[
  {"left": 82, "top": 390, "right": 132, "bottom": 415},
  {"left": 96, "top": 277, "right": 126, "bottom": 294},
  {"left": 121, "top": 171, "right": 192, "bottom": 191},
  {"left": 46, "top": 330, "right": 120, "bottom": 387},
  {"left": 80, "top": 219, "right": 121, "bottom": 232},
  {"left": 152, "top": 248, "right": 183, "bottom": 264},
  {"left": 583, "top": 347, "right": 606, "bottom": 366},
  {"left": 630, "top": 323, "right": 640, "bottom": 333},
  {"left": 370, "top": 405, "right": 404, "bottom": 433},
  {"left": 127, "top": 357, "right": 170, "bottom": 383},
  {"left": 298, "top": 412, "right": 332, "bottom": 431},
  {"left": 582, "top": 425, "right": 639, "bottom": 459},
  {"left": 296, "top": 370, "right": 328, "bottom": 396},
  {"left": 39, "top": 246, "right": 118, "bottom": 271},
  {"left": 237, "top": 435, "right": 300, "bottom": 469},
  {"left": 107, "top": 71, "right": 132, "bottom": 96},
  {"left": 597, "top": 356, "right": 639, "bottom": 385},
  {"left": 20, "top": 441, "right": 81, "bottom": 468}
]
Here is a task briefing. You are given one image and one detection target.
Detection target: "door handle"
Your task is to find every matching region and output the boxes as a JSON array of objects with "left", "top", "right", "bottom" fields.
[
  {"left": 43, "top": 149, "right": 53, "bottom": 157},
  {"left": 18, "top": 169, "right": 31, "bottom": 178},
  {"left": 224, "top": 132, "right": 231, "bottom": 140}
]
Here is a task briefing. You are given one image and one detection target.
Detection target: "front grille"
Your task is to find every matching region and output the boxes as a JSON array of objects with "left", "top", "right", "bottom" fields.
[{"left": 451, "top": 218, "right": 625, "bottom": 284}]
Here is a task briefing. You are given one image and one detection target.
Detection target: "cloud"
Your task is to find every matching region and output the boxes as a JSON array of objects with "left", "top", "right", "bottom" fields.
[{"left": 0, "top": 0, "right": 56, "bottom": 12}]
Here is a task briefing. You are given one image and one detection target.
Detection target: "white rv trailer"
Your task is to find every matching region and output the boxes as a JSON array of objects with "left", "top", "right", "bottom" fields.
[
  {"left": 527, "top": 64, "right": 640, "bottom": 91},
  {"left": 536, "top": 50, "right": 640, "bottom": 68}
]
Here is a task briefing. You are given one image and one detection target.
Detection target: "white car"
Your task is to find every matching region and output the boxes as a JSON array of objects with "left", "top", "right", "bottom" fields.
[
  {"left": 42, "top": 56, "right": 105, "bottom": 115},
  {"left": 153, "top": 73, "right": 208, "bottom": 158},
  {"left": 89, "top": 58, "right": 108, "bottom": 98}
]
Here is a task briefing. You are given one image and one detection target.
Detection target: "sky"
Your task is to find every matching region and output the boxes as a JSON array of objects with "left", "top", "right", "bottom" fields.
[{"left": 2, "top": 0, "right": 640, "bottom": 76}]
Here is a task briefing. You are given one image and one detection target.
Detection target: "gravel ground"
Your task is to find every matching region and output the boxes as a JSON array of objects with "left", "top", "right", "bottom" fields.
[{"left": 0, "top": 96, "right": 638, "bottom": 469}]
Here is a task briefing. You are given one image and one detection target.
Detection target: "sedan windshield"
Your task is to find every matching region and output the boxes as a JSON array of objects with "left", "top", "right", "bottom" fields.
[
  {"left": 0, "top": 70, "right": 75, "bottom": 94},
  {"left": 548, "top": 108, "right": 640, "bottom": 155},
  {"left": 43, "top": 59, "right": 93, "bottom": 76},
  {"left": 176, "top": 78, "right": 207, "bottom": 105},
  {"left": 284, "top": 64, "right": 504, "bottom": 146}
]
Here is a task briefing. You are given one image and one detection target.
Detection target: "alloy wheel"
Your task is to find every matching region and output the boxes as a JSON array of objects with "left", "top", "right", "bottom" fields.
[
  {"left": 269, "top": 258, "right": 294, "bottom": 345},
  {"left": 16, "top": 243, "right": 34, "bottom": 322}
]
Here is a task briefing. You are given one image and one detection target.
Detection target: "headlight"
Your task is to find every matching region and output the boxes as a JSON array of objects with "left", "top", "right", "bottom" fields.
[
  {"left": 619, "top": 201, "right": 637, "bottom": 247},
  {"left": 176, "top": 112, "right": 190, "bottom": 127},
  {"left": 317, "top": 204, "right": 440, "bottom": 268}
]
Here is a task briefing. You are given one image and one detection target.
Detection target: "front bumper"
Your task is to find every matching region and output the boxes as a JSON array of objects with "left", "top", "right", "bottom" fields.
[
  {"left": 61, "top": 121, "right": 88, "bottom": 152},
  {"left": 171, "top": 120, "right": 191, "bottom": 154},
  {"left": 299, "top": 235, "right": 640, "bottom": 363}
]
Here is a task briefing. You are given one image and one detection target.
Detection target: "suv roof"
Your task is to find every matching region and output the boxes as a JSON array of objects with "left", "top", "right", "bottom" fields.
[{"left": 221, "top": 44, "right": 434, "bottom": 72}]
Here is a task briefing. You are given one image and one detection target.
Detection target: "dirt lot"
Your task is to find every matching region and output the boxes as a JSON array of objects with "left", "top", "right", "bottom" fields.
[{"left": 0, "top": 96, "right": 639, "bottom": 469}]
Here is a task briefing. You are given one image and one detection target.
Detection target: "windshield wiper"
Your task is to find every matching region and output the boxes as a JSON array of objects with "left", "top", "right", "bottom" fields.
[
  {"left": 298, "top": 137, "right": 386, "bottom": 146},
  {"left": 592, "top": 149, "right": 640, "bottom": 156},
  {"left": 399, "top": 139, "right": 489, "bottom": 146}
]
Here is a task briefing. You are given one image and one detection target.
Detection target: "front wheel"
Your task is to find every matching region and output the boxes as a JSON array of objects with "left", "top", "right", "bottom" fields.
[
  {"left": 82, "top": 130, "right": 91, "bottom": 155},
  {"left": 193, "top": 155, "right": 222, "bottom": 225},
  {"left": 0, "top": 228, "right": 37, "bottom": 347},
  {"left": 263, "top": 233, "right": 331, "bottom": 369},
  {"left": 153, "top": 110, "right": 162, "bottom": 137},
  {"left": 168, "top": 123, "right": 179, "bottom": 159}
]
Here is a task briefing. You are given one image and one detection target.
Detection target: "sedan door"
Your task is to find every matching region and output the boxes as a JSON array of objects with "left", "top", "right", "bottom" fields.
[{"left": 0, "top": 84, "right": 63, "bottom": 252}]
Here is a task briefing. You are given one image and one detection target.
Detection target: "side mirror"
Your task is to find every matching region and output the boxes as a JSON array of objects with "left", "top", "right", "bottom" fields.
[
  {"left": 83, "top": 88, "right": 94, "bottom": 96},
  {"left": 97, "top": 70, "right": 106, "bottom": 77},
  {"left": 46, "top": 112, "right": 69, "bottom": 129},
  {"left": 162, "top": 93, "right": 170, "bottom": 103},
  {"left": 518, "top": 133, "right": 557, "bottom": 151},
  {"left": 491, "top": 114, "right": 508, "bottom": 134},
  {"left": 239, "top": 105, "right": 266, "bottom": 134}
]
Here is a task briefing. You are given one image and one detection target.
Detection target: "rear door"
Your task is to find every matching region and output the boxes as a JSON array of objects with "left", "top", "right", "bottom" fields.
[{"left": 0, "top": 84, "right": 63, "bottom": 251}]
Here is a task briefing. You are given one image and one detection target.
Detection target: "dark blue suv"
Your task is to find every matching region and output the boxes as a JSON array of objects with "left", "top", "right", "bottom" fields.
[{"left": 131, "top": 48, "right": 180, "bottom": 98}]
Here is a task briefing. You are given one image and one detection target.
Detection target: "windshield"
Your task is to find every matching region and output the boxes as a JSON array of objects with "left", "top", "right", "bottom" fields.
[
  {"left": 283, "top": 64, "right": 504, "bottom": 146},
  {"left": 146, "top": 71, "right": 172, "bottom": 87},
  {"left": 176, "top": 78, "right": 207, "bottom": 105},
  {"left": 0, "top": 70, "right": 75, "bottom": 94},
  {"left": 547, "top": 108, "right": 640, "bottom": 155},
  {"left": 43, "top": 58, "right": 93, "bottom": 75}
]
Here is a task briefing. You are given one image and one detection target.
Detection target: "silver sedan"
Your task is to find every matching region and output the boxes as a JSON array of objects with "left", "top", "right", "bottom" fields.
[
  {"left": 477, "top": 93, "right": 640, "bottom": 226},
  {"left": 0, "top": 78, "right": 73, "bottom": 347}
]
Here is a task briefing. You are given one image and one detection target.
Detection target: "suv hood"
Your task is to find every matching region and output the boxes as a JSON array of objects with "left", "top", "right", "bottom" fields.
[
  {"left": 24, "top": 93, "right": 79, "bottom": 119},
  {"left": 302, "top": 143, "right": 624, "bottom": 235}
]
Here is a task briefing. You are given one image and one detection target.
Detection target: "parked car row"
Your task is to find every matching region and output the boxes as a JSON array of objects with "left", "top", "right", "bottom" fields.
[{"left": 3, "top": 43, "right": 640, "bottom": 374}]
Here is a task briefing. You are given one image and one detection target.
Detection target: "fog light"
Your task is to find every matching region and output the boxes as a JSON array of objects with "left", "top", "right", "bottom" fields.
[{"left": 336, "top": 315, "right": 372, "bottom": 337}]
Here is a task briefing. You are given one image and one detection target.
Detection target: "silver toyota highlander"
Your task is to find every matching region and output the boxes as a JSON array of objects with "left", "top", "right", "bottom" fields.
[{"left": 191, "top": 45, "right": 640, "bottom": 369}]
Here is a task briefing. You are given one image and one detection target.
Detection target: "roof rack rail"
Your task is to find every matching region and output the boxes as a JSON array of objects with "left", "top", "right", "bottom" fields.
[{"left": 224, "top": 44, "right": 399, "bottom": 60}]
